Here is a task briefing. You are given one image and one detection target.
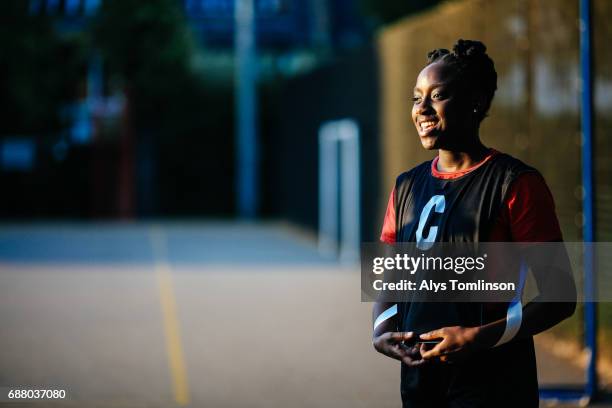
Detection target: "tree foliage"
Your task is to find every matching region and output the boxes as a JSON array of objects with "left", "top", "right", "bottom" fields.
[
  {"left": 359, "top": 0, "right": 445, "bottom": 26},
  {"left": 0, "top": 1, "right": 86, "bottom": 134},
  {"left": 91, "top": 0, "right": 197, "bottom": 126}
]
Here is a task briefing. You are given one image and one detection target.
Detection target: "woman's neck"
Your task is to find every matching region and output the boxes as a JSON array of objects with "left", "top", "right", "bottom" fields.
[{"left": 436, "top": 141, "right": 490, "bottom": 173}]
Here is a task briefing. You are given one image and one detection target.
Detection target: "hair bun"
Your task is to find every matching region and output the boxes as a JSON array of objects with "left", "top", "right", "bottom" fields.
[
  {"left": 452, "top": 39, "right": 487, "bottom": 58},
  {"left": 427, "top": 48, "right": 449, "bottom": 63}
]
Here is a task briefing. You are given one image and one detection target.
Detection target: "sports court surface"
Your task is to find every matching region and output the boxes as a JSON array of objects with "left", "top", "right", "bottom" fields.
[{"left": 0, "top": 222, "right": 607, "bottom": 407}]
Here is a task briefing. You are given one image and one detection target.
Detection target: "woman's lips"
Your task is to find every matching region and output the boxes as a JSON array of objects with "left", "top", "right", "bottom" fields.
[
  {"left": 420, "top": 121, "right": 436, "bottom": 131},
  {"left": 418, "top": 120, "right": 438, "bottom": 135}
]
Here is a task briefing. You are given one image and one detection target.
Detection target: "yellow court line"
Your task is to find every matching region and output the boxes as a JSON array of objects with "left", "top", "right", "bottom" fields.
[{"left": 151, "top": 228, "right": 191, "bottom": 406}]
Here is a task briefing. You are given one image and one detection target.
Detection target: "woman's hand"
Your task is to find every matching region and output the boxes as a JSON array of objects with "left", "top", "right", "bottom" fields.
[
  {"left": 418, "top": 326, "right": 481, "bottom": 363},
  {"left": 373, "top": 332, "right": 427, "bottom": 367}
]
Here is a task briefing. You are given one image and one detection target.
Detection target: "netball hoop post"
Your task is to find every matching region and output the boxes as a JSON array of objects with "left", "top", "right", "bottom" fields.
[{"left": 539, "top": 0, "right": 598, "bottom": 404}]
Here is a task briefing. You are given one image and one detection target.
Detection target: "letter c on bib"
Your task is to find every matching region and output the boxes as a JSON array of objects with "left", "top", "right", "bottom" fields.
[{"left": 416, "top": 195, "right": 445, "bottom": 250}]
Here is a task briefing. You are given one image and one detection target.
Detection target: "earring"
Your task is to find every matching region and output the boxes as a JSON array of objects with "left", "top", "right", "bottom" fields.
[{"left": 473, "top": 108, "right": 478, "bottom": 113}]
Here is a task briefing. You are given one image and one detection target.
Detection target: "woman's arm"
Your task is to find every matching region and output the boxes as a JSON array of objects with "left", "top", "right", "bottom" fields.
[
  {"left": 372, "top": 188, "right": 427, "bottom": 366},
  {"left": 418, "top": 299, "right": 576, "bottom": 362},
  {"left": 372, "top": 302, "right": 426, "bottom": 367},
  {"left": 419, "top": 172, "right": 576, "bottom": 361}
]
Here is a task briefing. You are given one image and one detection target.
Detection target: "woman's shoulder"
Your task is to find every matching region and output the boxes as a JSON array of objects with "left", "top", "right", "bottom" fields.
[
  {"left": 395, "top": 159, "right": 432, "bottom": 184},
  {"left": 490, "top": 150, "right": 539, "bottom": 177}
]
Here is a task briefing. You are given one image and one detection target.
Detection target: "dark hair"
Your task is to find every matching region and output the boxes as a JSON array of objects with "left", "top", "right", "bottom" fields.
[{"left": 427, "top": 39, "right": 497, "bottom": 122}]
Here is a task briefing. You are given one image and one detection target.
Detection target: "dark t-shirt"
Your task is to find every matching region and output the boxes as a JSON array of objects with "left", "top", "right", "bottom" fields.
[
  {"left": 381, "top": 150, "right": 562, "bottom": 245},
  {"left": 380, "top": 150, "right": 562, "bottom": 407}
]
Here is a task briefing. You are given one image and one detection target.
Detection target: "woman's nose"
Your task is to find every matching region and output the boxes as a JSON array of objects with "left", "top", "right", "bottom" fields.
[{"left": 415, "top": 99, "right": 433, "bottom": 115}]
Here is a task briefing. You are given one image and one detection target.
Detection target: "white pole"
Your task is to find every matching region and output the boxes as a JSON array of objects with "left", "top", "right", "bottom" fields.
[
  {"left": 339, "top": 120, "right": 360, "bottom": 264},
  {"left": 318, "top": 122, "right": 338, "bottom": 257},
  {"left": 318, "top": 119, "right": 360, "bottom": 263}
]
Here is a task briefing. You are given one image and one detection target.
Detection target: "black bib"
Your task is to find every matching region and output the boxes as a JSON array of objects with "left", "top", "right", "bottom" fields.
[{"left": 394, "top": 153, "right": 536, "bottom": 333}]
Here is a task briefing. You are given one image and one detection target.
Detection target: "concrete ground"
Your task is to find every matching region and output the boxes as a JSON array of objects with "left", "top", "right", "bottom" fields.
[{"left": 0, "top": 222, "right": 607, "bottom": 407}]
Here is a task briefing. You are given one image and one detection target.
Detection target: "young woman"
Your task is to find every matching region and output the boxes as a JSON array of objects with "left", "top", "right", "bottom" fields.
[{"left": 372, "top": 39, "right": 576, "bottom": 407}]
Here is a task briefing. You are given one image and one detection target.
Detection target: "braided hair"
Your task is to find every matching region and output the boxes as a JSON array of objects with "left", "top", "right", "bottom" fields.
[{"left": 427, "top": 39, "right": 497, "bottom": 122}]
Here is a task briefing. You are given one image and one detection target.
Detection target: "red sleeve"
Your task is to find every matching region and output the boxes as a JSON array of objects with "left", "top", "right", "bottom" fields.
[
  {"left": 380, "top": 187, "right": 396, "bottom": 243},
  {"left": 503, "top": 172, "right": 563, "bottom": 242}
]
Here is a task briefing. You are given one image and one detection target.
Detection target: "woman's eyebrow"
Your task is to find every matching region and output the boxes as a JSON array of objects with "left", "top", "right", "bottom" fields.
[{"left": 414, "top": 82, "right": 448, "bottom": 92}]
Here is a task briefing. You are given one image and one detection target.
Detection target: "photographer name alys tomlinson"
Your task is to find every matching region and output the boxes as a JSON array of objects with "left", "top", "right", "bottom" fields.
[{"left": 372, "top": 279, "right": 516, "bottom": 292}]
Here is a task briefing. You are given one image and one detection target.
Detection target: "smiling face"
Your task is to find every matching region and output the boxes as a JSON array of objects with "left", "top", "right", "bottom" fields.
[{"left": 411, "top": 61, "right": 474, "bottom": 150}]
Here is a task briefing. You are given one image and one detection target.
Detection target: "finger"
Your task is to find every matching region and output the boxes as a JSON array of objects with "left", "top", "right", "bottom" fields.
[
  {"left": 419, "top": 342, "right": 436, "bottom": 359},
  {"left": 419, "top": 342, "right": 427, "bottom": 355},
  {"left": 391, "top": 332, "right": 414, "bottom": 341},
  {"left": 401, "top": 355, "right": 427, "bottom": 367},
  {"left": 404, "top": 344, "right": 421, "bottom": 357},
  {"left": 388, "top": 346, "right": 414, "bottom": 362},
  {"left": 388, "top": 331, "right": 415, "bottom": 342},
  {"left": 419, "top": 329, "right": 443, "bottom": 340},
  {"left": 385, "top": 349, "right": 403, "bottom": 361},
  {"left": 418, "top": 341, "right": 437, "bottom": 355},
  {"left": 420, "top": 342, "right": 447, "bottom": 359}
]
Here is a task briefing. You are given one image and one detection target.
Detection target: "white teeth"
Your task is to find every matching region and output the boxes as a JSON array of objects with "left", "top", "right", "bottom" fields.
[{"left": 420, "top": 121, "right": 436, "bottom": 131}]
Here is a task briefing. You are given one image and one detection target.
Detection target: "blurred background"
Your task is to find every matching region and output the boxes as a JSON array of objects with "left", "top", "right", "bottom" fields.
[{"left": 1, "top": 0, "right": 611, "bottom": 406}]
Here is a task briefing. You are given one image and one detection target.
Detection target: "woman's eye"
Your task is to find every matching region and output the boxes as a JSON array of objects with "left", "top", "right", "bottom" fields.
[
  {"left": 412, "top": 96, "right": 421, "bottom": 103},
  {"left": 433, "top": 93, "right": 443, "bottom": 99}
]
